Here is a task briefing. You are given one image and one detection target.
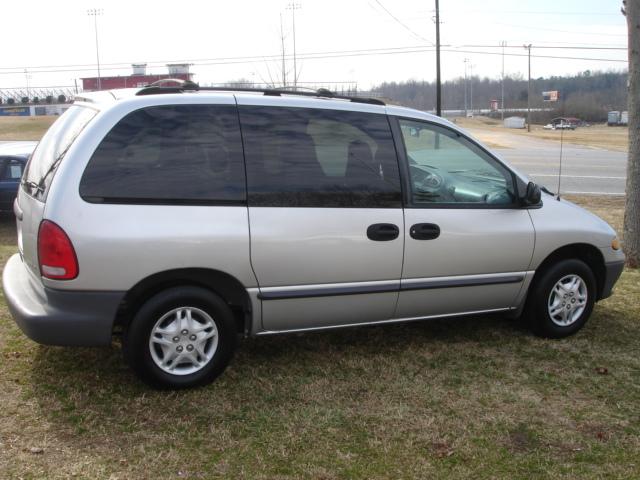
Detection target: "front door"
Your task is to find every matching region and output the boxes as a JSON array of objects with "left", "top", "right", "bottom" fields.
[
  {"left": 238, "top": 102, "right": 404, "bottom": 332},
  {"left": 393, "top": 117, "right": 535, "bottom": 319}
]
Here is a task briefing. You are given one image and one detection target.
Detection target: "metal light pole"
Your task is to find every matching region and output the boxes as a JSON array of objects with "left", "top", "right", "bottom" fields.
[
  {"left": 280, "top": 13, "right": 287, "bottom": 87},
  {"left": 463, "top": 58, "right": 468, "bottom": 117},
  {"left": 87, "top": 8, "right": 103, "bottom": 90},
  {"left": 24, "top": 69, "right": 31, "bottom": 100},
  {"left": 435, "top": 0, "right": 441, "bottom": 116},
  {"left": 500, "top": 41, "right": 506, "bottom": 121},
  {"left": 524, "top": 43, "right": 532, "bottom": 132},
  {"left": 286, "top": 2, "right": 301, "bottom": 89},
  {"left": 469, "top": 62, "right": 474, "bottom": 115}
]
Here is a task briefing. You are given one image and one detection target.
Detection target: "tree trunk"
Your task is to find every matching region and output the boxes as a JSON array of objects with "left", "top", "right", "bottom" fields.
[{"left": 624, "top": 0, "right": 640, "bottom": 267}]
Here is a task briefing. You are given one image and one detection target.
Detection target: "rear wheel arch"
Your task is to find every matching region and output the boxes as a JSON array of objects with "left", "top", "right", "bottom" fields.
[{"left": 115, "top": 268, "right": 252, "bottom": 335}]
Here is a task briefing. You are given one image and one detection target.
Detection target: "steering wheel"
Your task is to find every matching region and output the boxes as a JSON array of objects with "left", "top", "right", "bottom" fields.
[{"left": 410, "top": 165, "right": 455, "bottom": 201}]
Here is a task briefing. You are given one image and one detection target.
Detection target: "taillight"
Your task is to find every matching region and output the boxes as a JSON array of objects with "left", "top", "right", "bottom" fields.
[{"left": 37, "top": 220, "right": 78, "bottom": 280}]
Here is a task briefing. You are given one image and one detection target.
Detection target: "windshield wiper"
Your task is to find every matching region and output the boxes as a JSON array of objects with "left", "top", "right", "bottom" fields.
[
  {"left": 32, "top": 144, "right": 73, "bottom": 196},
  {"left": 21, "top": 179, "right": 44, "bottom": 194}
]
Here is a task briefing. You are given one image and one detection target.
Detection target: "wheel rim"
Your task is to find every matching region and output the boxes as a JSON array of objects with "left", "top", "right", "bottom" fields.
[
  {"left": 148, "top": 307, "right": 219, "bottom": 376},
  {"left": 547, "top": 274, "right": 588, "bottom": 327}
]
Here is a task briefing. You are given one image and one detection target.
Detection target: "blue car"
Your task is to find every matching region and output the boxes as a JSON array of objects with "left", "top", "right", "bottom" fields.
[{"left": 0, "top": 142, "right": 37, "bottom": 213}]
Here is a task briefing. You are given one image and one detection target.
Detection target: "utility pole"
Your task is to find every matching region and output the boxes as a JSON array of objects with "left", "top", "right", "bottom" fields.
[
  {"left": 87, "top": 8, "right": 103, "bottom": 91},
  {"left": 524, "top": 43, "right": 532, "bottom": 132},
  {"left": 435, "top": 0, "right": 441, "bottom": 116},
  {"left": 463, "top": 58, "right": 468, "bottom": 117},
  {"left": 501, "top": 41, "right": 506, "bottom": 121},
  {"left": 286, "top": 2, "right": 301, "bottom": 89}
]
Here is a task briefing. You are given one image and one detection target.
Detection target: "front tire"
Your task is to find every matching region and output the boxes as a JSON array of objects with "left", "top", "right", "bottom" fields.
[
  {"left": 124, "top": 286, "right": 236, "bottom": 389},
  {"left": 527, "top": 259, "right": 597, "bottom": 338}
]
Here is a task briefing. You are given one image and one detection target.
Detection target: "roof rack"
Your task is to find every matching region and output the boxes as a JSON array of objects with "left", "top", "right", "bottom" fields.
[{"left": 136, "top": 79, "right": 385, "bottom": 106}]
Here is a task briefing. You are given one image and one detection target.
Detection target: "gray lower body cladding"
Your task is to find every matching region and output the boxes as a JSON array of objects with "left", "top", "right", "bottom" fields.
[
  {"left": 600, "top": 260, "right": 625, "bottom": 300},
  {"left": 3, "top": 254, "right": 124, "bottom": 346}
]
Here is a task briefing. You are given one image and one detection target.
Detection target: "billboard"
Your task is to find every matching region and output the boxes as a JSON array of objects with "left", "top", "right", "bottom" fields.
[
  {"left": 0, "top": 106, "right": 31, "bottom": 116},
  {"left": 542, "top": 91, "right": 559, "bottom": 102}
]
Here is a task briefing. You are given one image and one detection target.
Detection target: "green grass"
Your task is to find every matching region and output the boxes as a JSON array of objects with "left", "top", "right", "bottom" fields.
[{"left": 0, "top": 199, "right": 638, "bottom": 479}]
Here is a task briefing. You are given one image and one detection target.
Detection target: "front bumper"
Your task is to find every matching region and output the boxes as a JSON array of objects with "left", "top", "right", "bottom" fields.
[
  {"left": 2, "top": 254, "right": 125, "bottom": 346},
  {"left": 599, "top": 260, "right": 625, "bottom": 300}
]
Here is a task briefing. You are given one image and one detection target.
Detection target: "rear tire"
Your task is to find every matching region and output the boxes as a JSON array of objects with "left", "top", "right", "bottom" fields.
[
  {"left": 124, "top": 286, "right": 236, "bottom": 389},
  {"left": 526, "top": 259, "right": 596, "bottom": 338}
]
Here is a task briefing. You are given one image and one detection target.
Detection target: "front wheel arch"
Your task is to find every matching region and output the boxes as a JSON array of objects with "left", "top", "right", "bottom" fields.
[{"left": 529, "top": 243, "right": 606, "bottom": 299}]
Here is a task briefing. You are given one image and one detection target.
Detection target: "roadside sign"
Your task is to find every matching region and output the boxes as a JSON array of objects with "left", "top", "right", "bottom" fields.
[{"left": 542, "top": 91, "right": 559, "bottom": 102}]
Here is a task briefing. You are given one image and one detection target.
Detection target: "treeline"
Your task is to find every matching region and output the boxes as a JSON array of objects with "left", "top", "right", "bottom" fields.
[{"left": 375, "top": 70, "right": 627, "bottom": 123}]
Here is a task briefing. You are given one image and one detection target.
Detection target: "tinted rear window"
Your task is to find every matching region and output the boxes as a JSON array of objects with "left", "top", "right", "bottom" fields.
[
  {"left": 80, "top": 105, "right": 245, "bottom": 204},
  {"left": 23, "top": 105, "right": 96, "bottom": 200},
  {"left": 239, "top": 106, "right": 401, "bottom": 208}
]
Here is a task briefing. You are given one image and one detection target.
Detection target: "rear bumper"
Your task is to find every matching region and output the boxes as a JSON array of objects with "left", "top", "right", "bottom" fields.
[
  {"left": 2, "top": 254, "right": 125, "bottom": 346},
  {"left": 599, "top": 260, "right": 625, "bottom": 300}
]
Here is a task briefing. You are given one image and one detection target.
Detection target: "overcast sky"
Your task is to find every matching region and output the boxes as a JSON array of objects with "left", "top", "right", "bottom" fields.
[{"left": 0, "top": 0, "right": 627, "bottom": 91}]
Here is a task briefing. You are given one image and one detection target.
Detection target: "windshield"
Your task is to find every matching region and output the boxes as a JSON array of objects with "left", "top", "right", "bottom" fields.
[{"left": 23, "top": 105, "right": 97, "bottom": 200}]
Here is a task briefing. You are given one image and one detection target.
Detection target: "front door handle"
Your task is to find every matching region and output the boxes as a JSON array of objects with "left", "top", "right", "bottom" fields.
[
  {"left": 367, "top": 223, "right": 400, "bottom": 241},
  {"left": 410, "top": 223, "right": 440, "bottom": 240}
]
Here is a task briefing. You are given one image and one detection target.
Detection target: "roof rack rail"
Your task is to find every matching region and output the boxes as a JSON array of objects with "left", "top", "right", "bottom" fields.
[{"left": 135, "top": 81, "right": 385, "bottom": 106}]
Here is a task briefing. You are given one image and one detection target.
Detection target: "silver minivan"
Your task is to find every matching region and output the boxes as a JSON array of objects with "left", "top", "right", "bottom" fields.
[{"left": 3, "top": 84, "right": 625, "bottom": 388}]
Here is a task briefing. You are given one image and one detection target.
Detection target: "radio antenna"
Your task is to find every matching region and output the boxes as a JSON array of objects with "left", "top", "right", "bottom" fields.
[
  {"left": 557, "top": 119, "right": 564, "bottom": 200},
  {"left": 543, "top": 89, "right": 563, "bottom": 200},
  {"left": 556, "top": 94, "right": 564, "bottom": 201}
]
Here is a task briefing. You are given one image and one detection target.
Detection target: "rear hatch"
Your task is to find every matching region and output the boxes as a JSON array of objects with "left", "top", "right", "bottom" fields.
[{"left": 16, "top": 105, "right": 97, "bottom": 277}]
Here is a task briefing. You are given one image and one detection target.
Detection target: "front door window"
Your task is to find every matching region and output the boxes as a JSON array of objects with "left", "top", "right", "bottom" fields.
[{"left": 399, "top": 119, "right": 515, "bottom": 206}]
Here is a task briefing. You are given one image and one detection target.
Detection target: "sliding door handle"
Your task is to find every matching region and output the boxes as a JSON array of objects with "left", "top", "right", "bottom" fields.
[{"left": 367, "top": 223, "right": 400, "bottom": 241}]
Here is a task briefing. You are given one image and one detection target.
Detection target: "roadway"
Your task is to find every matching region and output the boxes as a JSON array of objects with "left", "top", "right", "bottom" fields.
[{"left": 467, "top": 129, "right": 627, "bottom": 196}]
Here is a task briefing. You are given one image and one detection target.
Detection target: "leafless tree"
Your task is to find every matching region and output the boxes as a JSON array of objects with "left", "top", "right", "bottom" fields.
[{"left": 623, "top": 0, "right": 639, "bottom": 266}]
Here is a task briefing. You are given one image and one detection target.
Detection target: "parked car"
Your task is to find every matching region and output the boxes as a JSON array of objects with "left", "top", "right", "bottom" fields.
[
  {"left": 543, "top": 122, "right": 574, "bottom": 131},
  {"left": 2, "top": 84, "right": 625, "bottom": 389},
  {"left": 0, "top": 141, "right": 36, "bottom": 212}
]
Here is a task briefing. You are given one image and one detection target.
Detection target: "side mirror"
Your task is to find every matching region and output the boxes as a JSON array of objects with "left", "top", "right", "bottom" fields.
[{"left": 523, "top": 181, "right": 542, "bottom": 206}]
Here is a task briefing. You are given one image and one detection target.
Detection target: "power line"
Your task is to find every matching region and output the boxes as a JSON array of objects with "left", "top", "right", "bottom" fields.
[
  {"left": 440, "top": 9, "right": 622, "bottom": 16},
  {"left": 441, "top": 48, "right": 626, "bottom": 63},
  {"left": 489, "top": 22, "right": 626, "bottom": 37},
  {"left": 0, "top": 45, "right": 626, "bottom": 76},
  {"left": 453, "top": 45, "right": 626, "bottom": 50},
  {"left": 484, "top": 40, "right": 626, "bottom": 48},
  {"left": 372, "top": 0, "right": 434, "bottom": 45},
  {"left": 0, "top": 44, "right": 626, "bottom": 73}
]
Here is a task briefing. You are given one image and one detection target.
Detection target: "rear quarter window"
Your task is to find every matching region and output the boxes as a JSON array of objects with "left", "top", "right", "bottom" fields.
[
  {"left": 80, "top": 104, "right": 246, "bottom": 204},
  {"left": 23, "top": 105, "right": 97, "bottom": 200}
]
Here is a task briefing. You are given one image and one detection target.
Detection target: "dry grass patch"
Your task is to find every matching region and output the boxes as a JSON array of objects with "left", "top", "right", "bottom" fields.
[
  {"left": 0, "top": 116, "right": 57, "bottom": 141},
  {"left": 456, "top": 117, "right": 628, "bottom": 152},
  {"left": 0, "top": 197, "right": 638, "bottom": 479}
]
